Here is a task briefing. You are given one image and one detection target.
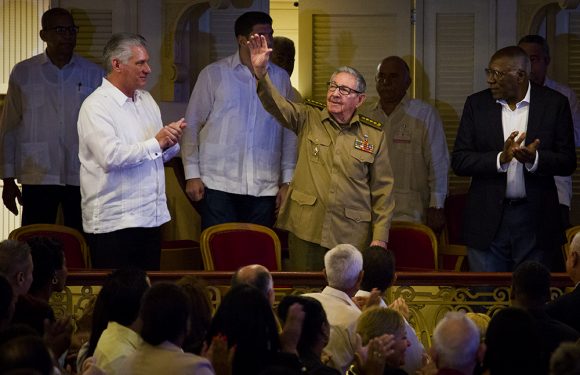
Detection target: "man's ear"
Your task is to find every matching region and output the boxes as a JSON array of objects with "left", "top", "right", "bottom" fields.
[
  {"left": 40, "top": 29, "right": 47, "bottom": 42},
  {"left": 237, "top": 34, "right": 248, "bottom": 48},
  {"left": 356, "top": 93, "right": 367, "bottom": 108},
  {"left": 322, "top": 268, "right": 328, "bottom": 283},
  {"left": 392, "top": 272, "right": 398, "bottom": 286}
]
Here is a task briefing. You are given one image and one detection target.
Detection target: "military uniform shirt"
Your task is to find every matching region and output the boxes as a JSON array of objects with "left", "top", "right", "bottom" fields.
[{"left": 258, "top": 74, "right": 394, "bottom": 250}]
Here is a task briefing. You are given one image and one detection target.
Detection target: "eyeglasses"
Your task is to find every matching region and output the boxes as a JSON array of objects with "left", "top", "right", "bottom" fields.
[
  {"left": 327, "top": 81, "right": 362, "bottom": 96},
  {"left": 44, "top": 26, "right": 79, "bottom": 34},
  {"left": 484, "top": 68, "right": 519, "bottom": 80}
]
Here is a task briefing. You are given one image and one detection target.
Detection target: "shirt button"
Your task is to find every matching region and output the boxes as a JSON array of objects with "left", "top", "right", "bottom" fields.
[{"left": 355, "top": 217, "right": 361, "bottom": 222}]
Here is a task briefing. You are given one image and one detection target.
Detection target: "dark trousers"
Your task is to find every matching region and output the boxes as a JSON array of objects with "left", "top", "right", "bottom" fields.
[
  {"left": 198, "top": 188, "right": 276, "bottom": 231},
  {"left": 86, "top": 226, "right": 161, "bottom": 270},
  {"left": 468, "top": 201, "right": 550, "bottom": 272},
  {"left": 21, "top": 184, "right": 83, "bottom": 234}
]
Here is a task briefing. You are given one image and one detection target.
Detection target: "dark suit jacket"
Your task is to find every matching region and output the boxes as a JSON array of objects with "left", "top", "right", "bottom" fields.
[
  {"left": 451, "top": 83, "right": 576, "bottom": 250},
  {"left": 546, "top": 284, "right": 580, "bottom": 333}
]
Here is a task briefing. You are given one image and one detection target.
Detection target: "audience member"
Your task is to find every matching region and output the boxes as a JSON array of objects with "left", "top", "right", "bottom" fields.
[
  {"left": 550, "top": 342, "right": 580, "bottom": 375},
  {"left": 451, "top": 46, "right": 576, "bottom": 272},
  {"left": 303, "top": 244, "right": 365, "bottom": 373},
  {"left": 483, "top": 307, "right": 543, "bottom": 375},
  {"left": 231, "top": 264, "right": 275, "bottom": 305},
  {"left": 272, "top": 36, "right": 302, "bottom": 102},
  {"left": 78, "top": 33, "right": 185, "bottom": 270},
  {"left": 546, "top": 232, "right": 580, "bottom": 332},
  {"left": 80, "top": 267, "right": 149, "bottom": 374},
  {"left": 176, "top": 275, "right": 212, "bottom": 355},
  {"left": 366, "top": 56, "right": 449, "bottom": 233},
  {"left": 0, "top": 8, "right": 103, "bottom": 232},
  {"left": 0, "top": 239, "right": 33, "bottom": 297},
  {"left": 356, "top": 307, "right": 410, "bottom": 374},
  {"left": 355, "top": 246, "right": 426, "bottom": 374},
  {"left": 12, "top": 237, "right": 67, "bottom": 334},
  {"left": 429, "top": 312, "right": 485, "bottom": 375},
  {"left": 519, "top": 35, "right": 580, "bottom": 235},
  {"left": 182, "top": 11, "right": 296, "bottom": 230},
  {"left": 207, "top": 284, "right": 304, "bottom": 375},
  {"left": 511, "top": 261, "right": 579, "bottom": 373},
  {"left": 120, "top": 282, "right": 215, "bottom": 374},
  {"left": 249, "top": 34, "right": 395, "bottom": 271},
  {"left": 0, "top": 335, "right": 54, "bottom": 375},
  {"left": 278, "top": 295, "right": 340, "bottom": 375}
]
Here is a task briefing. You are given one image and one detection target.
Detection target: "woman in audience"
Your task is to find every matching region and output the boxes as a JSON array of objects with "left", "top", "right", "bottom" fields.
[
  {"left": 78, "top": 267, "right": 150, "bottom": 373},
  {"left": 12, "top": 236, "right": 68, "bottom": 334},
  {"left": 206, "top": 284, "right": 304, "bottom": 375},
  {"left": 482, "top": 307, "right": 543, "bottom": 375},
  {"left": 119, "top": 282, "right": 215, "bottom": 374},
  {"left": 356, "top": 307, "right": 410, "bottom": 375},
  {"left": 176, "top": 275, "right": 213, "bottom": 355},
  {"left": 278, "top": 295, "right": 340, "bottom": 375}
]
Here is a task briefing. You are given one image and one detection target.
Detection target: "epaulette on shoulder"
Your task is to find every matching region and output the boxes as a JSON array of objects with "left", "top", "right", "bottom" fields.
[
  {"left": 305, "top": 98, "right": 326, "bottom": 110},
  {"left": 359, "top": 114, "right": 383, "bottom": 131}
]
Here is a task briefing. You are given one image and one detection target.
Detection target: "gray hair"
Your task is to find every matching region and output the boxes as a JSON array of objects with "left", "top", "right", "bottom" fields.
[
  {"left": 103, "top": 32, "right": 147, "bottom": 74},
  {"left": 0, "top": 240, "right": 31, "bottom": 278},
  {"left": 324, "top": 244, "right": 363, "bottom": 290},
  {"left": 330, "top": 66, "right": 366, "bottom": 93},
  {"left": 432, "top": 311, "right": 480, "bottom": 370}
]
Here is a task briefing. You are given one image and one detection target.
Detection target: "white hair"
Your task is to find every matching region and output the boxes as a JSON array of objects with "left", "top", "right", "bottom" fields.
[
  {"left": 432, "top": 311, "right": 480, "bottom": 370},
  {"left": 324, "top": 244, "right": 363, "bottom": 290}
]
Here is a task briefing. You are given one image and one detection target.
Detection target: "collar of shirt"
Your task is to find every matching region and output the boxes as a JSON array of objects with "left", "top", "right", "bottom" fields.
[
  {"left": 496, "top": 81, "right": 531, "bottom": 110},
  {"left": 229, "top": 51, "right": 273, "bottom": 74},
  {"left": 354, "top": 289, "right": 388, "bottom": 308},
  {"left": 40, "top": 50, "right": 79, "bottom": 69},
  {"left": 101, "top": 77, "right": 143, "bottom": 105},
  {"left": 322, "top": 286, "right": 361, "bottom": 310},
  {"left": 325, "top": 110, "right": 362, "bottom": 131}
]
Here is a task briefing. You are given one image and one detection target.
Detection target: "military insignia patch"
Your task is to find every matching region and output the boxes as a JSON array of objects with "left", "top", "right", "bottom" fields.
[{"left": 354, "top": 134, "right": 374, "bottom": 153}]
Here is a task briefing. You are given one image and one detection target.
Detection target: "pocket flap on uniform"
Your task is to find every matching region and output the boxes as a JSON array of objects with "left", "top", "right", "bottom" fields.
[
  {"left": 350, "top": 149, "right": 375, "bottom": 163},
  {"left": 307, "top": 133, "right": 331, "bottom": 146},
  {"left": 290, "top": 189, "right": 317, "bottom": 206},
  {"left": 344, "top": 207, "right": 371, "bottom": 223}
]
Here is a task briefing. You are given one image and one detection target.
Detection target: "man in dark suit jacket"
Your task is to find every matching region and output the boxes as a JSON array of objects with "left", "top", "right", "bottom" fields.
[
  {"left": 452, "top": 46, "right": 576, "bottom": 272},
  {"left": 546, "top": 232, "right": 580, "bottom": 332}
]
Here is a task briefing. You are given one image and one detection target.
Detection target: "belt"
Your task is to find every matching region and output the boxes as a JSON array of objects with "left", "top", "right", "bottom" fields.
[{"left": 503, "top": 198, "right": 528, "bottom": 206}]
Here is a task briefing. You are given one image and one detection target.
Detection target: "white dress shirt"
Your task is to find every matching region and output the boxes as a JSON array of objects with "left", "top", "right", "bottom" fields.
[
  {"left": 78, "top": 78, "right": 178, "bottom": 233},
  {"left": 0, "top": 52, "right": 103, "bottom": 185},
  {"left": 545, "top": 77, "right": 579, "bottom": 207},
  {"left": 181, "top": 52, "right": 296, "bottom": 197},
  {"left": 496, "top": 83, "right": 538, "bottom": 198},
  {"left": 303, "top": 286, "right": 361, "bottom": 374}
]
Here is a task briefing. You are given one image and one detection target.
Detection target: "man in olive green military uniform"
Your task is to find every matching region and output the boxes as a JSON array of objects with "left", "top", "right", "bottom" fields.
[{"left": 248, "top": 35, "right": 395, "bottom": 271}]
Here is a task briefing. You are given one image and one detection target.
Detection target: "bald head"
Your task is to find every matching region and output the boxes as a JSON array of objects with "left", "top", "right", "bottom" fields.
[
  {"left": 432, "top": 312, "right": 482, "bottom": 373},
  {"left": 489, "top": 46, "right": 530, "bottom": 75},
  {"left": 231, "top": 264, "right": 274, "bottom": 305}
]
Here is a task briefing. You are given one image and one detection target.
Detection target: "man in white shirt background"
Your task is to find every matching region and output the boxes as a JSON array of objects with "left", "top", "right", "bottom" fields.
[
  {"left": 0, "top": 8, "right": 103, "bottom": 233},
  {"left": 78, "top": 33, "right": 185, "bottom": 270},
  {"left": 181, "top": 11, "right": 296, "bottom": 230}
]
